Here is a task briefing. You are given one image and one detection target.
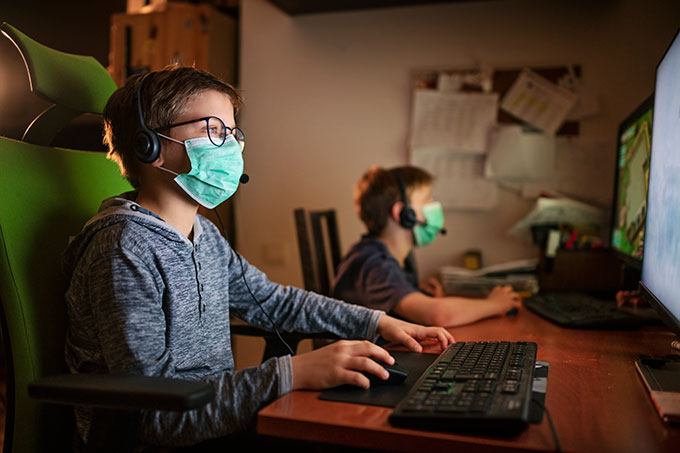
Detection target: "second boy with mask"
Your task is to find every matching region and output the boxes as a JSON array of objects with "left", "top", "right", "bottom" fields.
[{"left": 332, "top": 166, "right": 521, "bottom": 327}]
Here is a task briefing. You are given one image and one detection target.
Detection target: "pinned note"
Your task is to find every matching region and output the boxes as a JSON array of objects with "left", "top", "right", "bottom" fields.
[
  {"left": 484, "top": 125, "right": 556, "bottom": 181},
  {"left": 410, "top": 90, "right": 498, "bottom": 154},
  {"left": 411, "top": 150, "right": 498, "bottom": 210},
  {"left": 500, "top": 69, "right": 577, "bottom": 135}
]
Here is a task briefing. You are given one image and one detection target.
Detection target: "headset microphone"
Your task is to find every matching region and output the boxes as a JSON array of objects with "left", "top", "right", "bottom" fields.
[
  {"left": 239, "top": 173, "right": 250, "bottom": 184},
  {"left": 416, "top": 219, "right": 447, "bottom": 235}
]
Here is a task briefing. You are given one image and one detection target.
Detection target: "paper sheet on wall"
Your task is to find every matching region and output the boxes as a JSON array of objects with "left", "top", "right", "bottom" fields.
[
  {"left": 411, "top": 149, "right": 498, "bottom": 210},
  {"left": 484, "top": 125, "right": 556, "bottom": 181},
  {"left": 500, "top": 69, "right": 577, "bottom": 135},
  {"left": 410, "top": 90, "right": 498, "bottom": 154},
  {"left": 496, "top": 137, "right": 613, "bottom": 205}
]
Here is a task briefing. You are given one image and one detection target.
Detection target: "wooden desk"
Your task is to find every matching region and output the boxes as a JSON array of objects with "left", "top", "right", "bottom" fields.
[{"left": 258, "top": 309, "right": 680, "bottom": 452}]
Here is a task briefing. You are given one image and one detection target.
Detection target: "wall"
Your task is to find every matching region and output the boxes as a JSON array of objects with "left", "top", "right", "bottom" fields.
[{"left": 238, "top": 0, "right": 680, "bottom": 287}]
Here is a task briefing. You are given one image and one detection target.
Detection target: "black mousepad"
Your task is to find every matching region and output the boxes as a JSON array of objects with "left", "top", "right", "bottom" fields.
[
  {"left": 319, "top": 350, "right": 436, "bottom": 408},
  {"left": 319, "top": 352, "right": 549, "bottom": 424}
]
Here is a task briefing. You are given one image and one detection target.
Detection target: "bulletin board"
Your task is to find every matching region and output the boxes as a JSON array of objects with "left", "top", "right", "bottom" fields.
[
  {"left": 408, "top": 65, "right": 595, "bottom": 211},
  {"left": 411, "top": 65, "right": 582, "bottom": 136}
]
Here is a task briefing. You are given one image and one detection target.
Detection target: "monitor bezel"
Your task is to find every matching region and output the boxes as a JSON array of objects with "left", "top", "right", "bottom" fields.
[
  {"left": 638, "top": 27, "right": 680, "bottom": 339},
  {"left": 609, "top": 93, "right": 654, "bottom": 269},
  {"left": 639, "top": 281, "right": 680, "bottom": 337}
]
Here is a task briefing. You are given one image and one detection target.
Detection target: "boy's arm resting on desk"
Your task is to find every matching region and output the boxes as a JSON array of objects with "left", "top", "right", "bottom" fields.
[
  {"left": 227, "top": 248, "right": 383, "bottom": 340},
  {"left": 393, "top": 286, "right": 521, "bottom": 327},
  {"left": 226, "top": 249, "right": 452, "bottom": 348},
  {"left": 226, "top": 250, "right": 453, "bottom": 390}
]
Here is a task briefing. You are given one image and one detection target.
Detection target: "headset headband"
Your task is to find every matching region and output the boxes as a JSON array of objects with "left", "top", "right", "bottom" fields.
[{"left": 133, "top": 73, "right": 162, "bottom": 163}]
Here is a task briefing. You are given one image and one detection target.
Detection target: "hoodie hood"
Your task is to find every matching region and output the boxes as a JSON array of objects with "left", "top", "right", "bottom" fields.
[{"left": 62, "top": 191, "right": 202, "bottom": 281}]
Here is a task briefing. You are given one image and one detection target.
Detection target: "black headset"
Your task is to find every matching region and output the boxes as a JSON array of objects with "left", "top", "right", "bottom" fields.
[
  {"left": 133, "top": 73, "right": 162, "bottom": 163},
  {"left": 392, "top": 168, "right": 418, "bottom": 229}
]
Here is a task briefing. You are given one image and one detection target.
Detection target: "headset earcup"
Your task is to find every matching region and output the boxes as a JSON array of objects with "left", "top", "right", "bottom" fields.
[
  {"left": 134, "top": 73, "right": 161, "bottom": 164},
  {"left": 400, "top": 206, "right": 417, "bottom": 229},
  {"left": 133, "top": 128, "right": 161, "bottom": 163}
]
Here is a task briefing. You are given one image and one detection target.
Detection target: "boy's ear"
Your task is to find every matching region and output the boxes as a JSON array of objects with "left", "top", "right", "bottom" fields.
[
  {"left": 150, "top": 155, "right": 164, "bottom": 167},
  {"left": 390, "top": 201, "right": 403, "bottom": 222},
  {"left": 149, "top": 145, "right": 165, "bottom": 167}
]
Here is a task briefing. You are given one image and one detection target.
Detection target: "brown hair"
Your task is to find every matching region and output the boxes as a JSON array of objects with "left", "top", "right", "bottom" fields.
[
  {"left": 103, "top": 65, "right": 242, "bottom": 188},
  {"left": 354, "top": 165, "right": 433, "bottom": 235}
]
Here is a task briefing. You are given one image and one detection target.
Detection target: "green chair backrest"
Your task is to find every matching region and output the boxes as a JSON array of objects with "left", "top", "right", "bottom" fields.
[
  {"left": 0, "top": 138, "right": 132, "bottom": 452},
  {"left": 0, "top": 25, "right": 129, "bottom": 451},
  {"left": 0, "top": 22, "right": 118, "bottom": 145}
]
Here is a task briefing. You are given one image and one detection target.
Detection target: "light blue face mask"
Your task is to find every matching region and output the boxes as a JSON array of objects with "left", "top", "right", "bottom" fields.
[
  {"left": 158, "top": 135, "right": 244, "bottom": 209},
  {"left": 413, "top": 201, "right": 445, "bottom": 247}
]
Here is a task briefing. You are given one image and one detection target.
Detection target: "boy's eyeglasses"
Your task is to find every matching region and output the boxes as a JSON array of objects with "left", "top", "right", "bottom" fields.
[{"left": 161, "top": 116, "right": 245, "bottom": 151}]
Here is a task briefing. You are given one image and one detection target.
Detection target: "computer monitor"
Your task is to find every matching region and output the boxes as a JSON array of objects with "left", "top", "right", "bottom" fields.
[
  {"left": 610, "top": 95, "right": 654, "bottom": 266},
  {"left": 639, "top": 28, "right": 680, "bottom": 338}
]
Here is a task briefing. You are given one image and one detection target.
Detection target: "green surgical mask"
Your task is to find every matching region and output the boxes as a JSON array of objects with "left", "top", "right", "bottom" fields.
[
  {"left": 158, "top": 135, "right": 244, "bottom": 209},
  {"left": 413, "top": 201, "right": 445, "bottom": 247}
]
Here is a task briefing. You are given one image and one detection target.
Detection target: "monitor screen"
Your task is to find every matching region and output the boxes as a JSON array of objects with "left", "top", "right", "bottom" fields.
[
  {"left": 640, "top": 29, "right": 680, "bottom": 337},
  {"left": 610, "top": 95, "right": 654, "bottom": 264}
]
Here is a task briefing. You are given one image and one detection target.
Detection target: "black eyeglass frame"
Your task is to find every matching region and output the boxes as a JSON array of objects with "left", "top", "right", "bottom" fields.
[{"left": 159, "top": 116, "right": 245, "bottom": 149}]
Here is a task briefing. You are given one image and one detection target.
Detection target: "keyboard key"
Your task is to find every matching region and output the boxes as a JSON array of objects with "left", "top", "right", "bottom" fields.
[{"left": 501, "top": 381, "right": 519, "bottom": 393}]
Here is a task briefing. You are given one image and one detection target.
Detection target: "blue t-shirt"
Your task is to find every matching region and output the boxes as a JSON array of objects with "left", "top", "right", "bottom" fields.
[{"left": 332, "top": 236, "right": 419, "bottom": 314}]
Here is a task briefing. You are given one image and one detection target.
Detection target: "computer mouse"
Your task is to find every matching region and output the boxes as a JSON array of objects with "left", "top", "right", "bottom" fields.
[{"left": 360, "top": 359, "right": 408, "bottom": 386}]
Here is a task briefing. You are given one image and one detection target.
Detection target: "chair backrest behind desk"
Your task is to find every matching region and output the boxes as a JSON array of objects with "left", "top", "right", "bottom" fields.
[{"left": 294, "top": 208, "right": 342, "bottom": 297}]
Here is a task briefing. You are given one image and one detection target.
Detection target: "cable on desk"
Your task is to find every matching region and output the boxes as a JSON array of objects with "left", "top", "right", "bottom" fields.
[{"left": 531, "top": 398, "right": 561, "bottom": 452}]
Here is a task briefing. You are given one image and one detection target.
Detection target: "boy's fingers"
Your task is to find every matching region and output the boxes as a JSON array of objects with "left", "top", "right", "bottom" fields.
[
  {"left": 350, "top": 356, "right": 389, "bottom": 379},
  {"left": 397, "top": 331, "right": 423, "bottom": 352},
  {"left": 435, "top": 328, "right": 454, "bottom": 348},
  {"left": 441, "top": 329, "right": 455, "bottom": 345},
  {"left": 352, "top": 341, "right": 394, "bottom": 365},
  {"left": 341, "top": 370, "right": 370, "bottom": 389}
]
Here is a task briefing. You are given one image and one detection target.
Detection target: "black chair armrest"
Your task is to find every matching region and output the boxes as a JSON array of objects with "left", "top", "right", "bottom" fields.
[{"left": 28, "top": 373, "right": 214, "bottom": 411}]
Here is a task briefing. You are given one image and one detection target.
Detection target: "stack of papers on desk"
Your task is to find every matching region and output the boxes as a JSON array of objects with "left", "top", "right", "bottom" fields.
[
  {"left": 509, "top": 196, "right": 604, "bottom": 235},
  {"left": 440, "top": 258, "right": 539, "bottom": 297}
]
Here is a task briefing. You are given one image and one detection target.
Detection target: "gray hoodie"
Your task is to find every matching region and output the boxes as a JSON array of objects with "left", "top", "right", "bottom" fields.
[{"left": 63, "top": 193, "right": 383, "bottom": 446}]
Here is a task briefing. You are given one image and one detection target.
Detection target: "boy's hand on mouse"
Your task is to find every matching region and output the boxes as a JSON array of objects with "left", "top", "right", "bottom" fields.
[
  {"left": 377, "top": 315, "right": 454, "bottom": 352},
  {"left": 419, "top": 276, "right": 445, "bottom": 298},
  {"left": 291, "top": 340, "right": 393, "bottom": 390},
  {"left": 487, "top": 285, "right": 522, "bottom": 314}
]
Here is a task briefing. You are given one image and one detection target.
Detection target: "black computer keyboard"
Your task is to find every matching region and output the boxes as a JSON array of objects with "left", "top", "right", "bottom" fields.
[
  {"left": 389, "top": 341, "right": 537, "bottom": 436},
  {"left": 523, "top": 292, "right": 645, "bottom": 329}
]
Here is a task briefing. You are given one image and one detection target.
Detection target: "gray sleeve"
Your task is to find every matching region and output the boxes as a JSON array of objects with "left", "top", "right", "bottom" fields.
[
  {"left": 140, "top": 356, "right": 293, "bottom": 445},
  {"left": 226, "top": 248, "right": 383, "bottom": 341},
  {"left": 82, "top": 248, "right": 294, "bottom": 446}
]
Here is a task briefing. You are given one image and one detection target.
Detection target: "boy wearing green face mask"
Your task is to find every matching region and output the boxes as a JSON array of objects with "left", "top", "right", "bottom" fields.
[
  {"left": 62, "top": 67, "right": 454, "bottom": 448},
  {"left": 332, "top": 166, "right": 521, "bottom": 327}
]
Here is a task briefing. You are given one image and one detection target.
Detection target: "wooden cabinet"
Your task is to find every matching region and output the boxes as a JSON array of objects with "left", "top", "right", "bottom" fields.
[{"left": 109, "top": 2, "right": 237, "bottom": 86}]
